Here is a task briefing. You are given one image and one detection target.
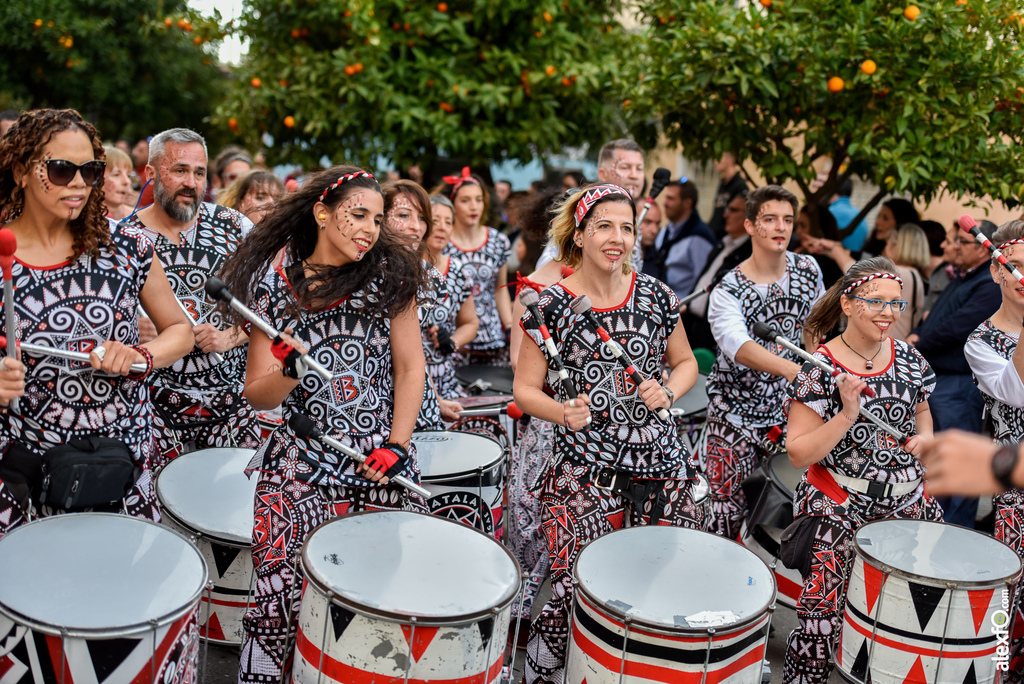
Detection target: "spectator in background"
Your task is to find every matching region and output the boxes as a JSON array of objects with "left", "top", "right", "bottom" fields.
[
  {"left": 882, "top": 223, "right": 930, "bottom": 341},
  {"left": 102, "top": 145, "right": 137, "bottom": 221},
  {"left": 824, "top": 197, "right": 920, "bottom": 272},
  {"left": 0, "top": 110, "right": 21, "bottom": 136},
  {"left": 132, "top": 138, "right": 150, "bottom": 181},
  {"left": 908, "top": 218, "right": 1001, "bottom": 528},
  {"left": 828, "top": 177, "right": 870, "bottom": 251},
  {"left": 921, "top": 220, "right": 955, "bottom": 315},
  {"left": 649, "top": 179, "right": 715, "bottom": 298},
  {"left": 115, "top": 139, "right": 132, "bottom": 155},
  {"left": 218, "top": 170, "right": 286, "bottom": 226},
  {"left": 209, "top": 145, "right": 253, "bottom": 200},
  {"left": 495, "top": 180, "right": 512, "bottom": 205},
  {"left": 682, "top": 189, "right": 751, "bottom": 352},
  {"left": 561, "top": 171, "right": 585, "bottom": 192},
  {"left": 639, "top": 201, "right": 664, "bottom": 270},
  {"left": 795, "top": 203, "right": 843, "bottom": 289},
  {"left": 708, "top": 152, "right": 748, "bottom": 237}
]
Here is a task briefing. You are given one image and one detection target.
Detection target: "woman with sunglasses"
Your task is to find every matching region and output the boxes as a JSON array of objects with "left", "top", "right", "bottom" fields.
[
  {"left": 0, "top": 109, "right": 193, "bottom": 535},
  {"left": 782, "top": 256, "right": 943, "bottom": 684}
]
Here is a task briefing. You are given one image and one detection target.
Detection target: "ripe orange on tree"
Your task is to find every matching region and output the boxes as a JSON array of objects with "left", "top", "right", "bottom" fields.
[
  {"left": 861, "top": 60, "right": 877, "bottom": 75},
  {"left": 904, "top": 5, "right": 920, "bottom": 20},
  {"left": 284, "top": 116, "right": 295, "bottom": 128},
  {"left": 251, "top": 77, "right": 262, "bottom": 87},
  {"left": 827, "top": 76, "right": 844, "bottom": 92}
]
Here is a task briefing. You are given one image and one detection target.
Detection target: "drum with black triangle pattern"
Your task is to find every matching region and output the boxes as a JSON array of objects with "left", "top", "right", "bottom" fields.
[
  {"left": 838, "top": 520, "right": 1022, "bottom": 684},
  {"left": 155, "top": 448, "right": 259, "bottom": 645},
  {"left": 291, "top": 510, "right": 520, "bottom": 684}
]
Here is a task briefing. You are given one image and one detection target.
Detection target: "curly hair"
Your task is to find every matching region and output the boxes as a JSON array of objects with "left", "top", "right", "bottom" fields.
[
  {"left": 382, "top": 179, "right": 433, "bottom": 261},
  {"left": 516, "top": 186, "right": 562, "bottom": 273},
  {"left": 0, "top": 109, "right": 110, "bottom": 259},
  {"left": 219, "top": 165, "right": 427, "bottom": 320}
]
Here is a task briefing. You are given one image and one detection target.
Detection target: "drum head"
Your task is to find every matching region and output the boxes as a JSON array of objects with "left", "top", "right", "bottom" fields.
[
  {"left": 301, "top": 511, "right": 519, "bottom": 623},
  {"left": 456, "top": 365, "right": 514, "bottom": 395},
  {"left": 856, "top": 519, "right": 1022, "bottom": 586},
  {"left": 574, "top": 526, "right": 775, "bottom": 632},
  {"left": 670, "top": 374, "right": 709, "bottom": 419},
  {"left": 412, "top": 431, "right": 504, "bottom": 479},
  {"left": 156, "top": 448, "right": 258, "bottom": 546},
  {"left": 766, "top": 452, "right": 804, "bottom": 496},
  {"left": 0, "top": 514, "right": 207, "bottom": 635}
]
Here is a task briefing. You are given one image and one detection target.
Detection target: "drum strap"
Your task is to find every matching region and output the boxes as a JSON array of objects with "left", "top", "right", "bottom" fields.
[
  {"left": 807, "top": 463, "right": 850, "bottom": 507},
  {"left": 595, "top": 468, "right": 668, "bottom": 525}
]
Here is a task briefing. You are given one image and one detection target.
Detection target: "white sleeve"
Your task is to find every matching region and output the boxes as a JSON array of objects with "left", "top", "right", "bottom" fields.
[
  {"left": 708, "top": 286, "right": 752, "bottom": 364},
  {"left": 536, "top": 243, "right": 558, "bottom": 269},
  {"left": 966, "top": 337, "right": 1024, "bottom": 408}
]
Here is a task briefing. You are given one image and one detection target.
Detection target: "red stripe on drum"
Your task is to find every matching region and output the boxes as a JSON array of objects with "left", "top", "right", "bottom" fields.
[
  {"left": 570, "top": 620, "right": 764, "bottom": 683},
  {"left": 775, "top": 572, "right": 802, "bottom": 605},
  {"left": 204, "top": 597, "right": 251, "bottom": 608},
  {"left": 294, "top": 626, "right": 505, "bottom": 684},
  {"left": 43, "top": 634, "right": 74, "bottom": 684},
  {"left": 844, "top": 609, "right": 996, "bottom": 659},
  {"left": 129, "top": 609, "right": 199, "bottom": 684}
]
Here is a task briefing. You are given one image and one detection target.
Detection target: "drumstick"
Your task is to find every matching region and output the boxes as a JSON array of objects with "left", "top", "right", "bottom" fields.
[
  {"left": 569, "top": 294, "right": 671, "bottom": 423},
  {"left": 288, "top": 414, "right": 431, "bottom": 499},
  {"left": 1, "top": 336, "right": 149, "bottom": 375},
  {"left": 457, "top": 401, "right": 524, "bottom": 418},
  {"left": 173, "top": 297, "right": 225, "bottom": 364},
  {"left": 959, "top": 215, "right": 1024, "bottom": 286},
  {"left": 519, "top": 289, "right": 577, "bottom": 399},
  {"left": 0, "top": 229, "right": 19, "bottom": 412},
  {"left": 751, "top": 322, "right": 908, "bottom": 444},
  {"left": 635, "top": 167, "right": 672, "bottom": 228},
  {"left": 204, "top": 277, "right": 332, "bottom": 381}
]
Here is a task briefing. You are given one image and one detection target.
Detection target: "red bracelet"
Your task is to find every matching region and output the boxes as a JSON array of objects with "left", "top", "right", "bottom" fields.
[{"left": 129, "top": 345, "right": 154, "bottom": 380}]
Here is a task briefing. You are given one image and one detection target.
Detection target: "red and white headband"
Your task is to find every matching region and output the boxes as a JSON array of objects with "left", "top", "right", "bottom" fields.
[
  {"left": 574, "top": 184, "right": 631, "bottom": 227},
  {"left": 442, "top": 166, "right": 480, "bottom": 199},
  {"left": 318, "top": 171, "right": 376, "bottom": 203},
  {"left": 842, "top": 272, "right": 903, "bottom": 296},
  {"left": 999, "top": 239, "right": 1024, "bottom": 251}
]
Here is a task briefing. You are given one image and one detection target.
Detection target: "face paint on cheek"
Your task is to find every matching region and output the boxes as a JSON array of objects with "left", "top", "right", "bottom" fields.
[
  {"left": 35, "top": 154, "right": 53, "bottom": 193},
  {"left": 753, "top": 204, "right": 771, "bottom": 239}
]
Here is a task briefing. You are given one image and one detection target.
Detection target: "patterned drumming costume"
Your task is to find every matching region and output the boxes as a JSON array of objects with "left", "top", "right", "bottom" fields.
[
  {"left": 444, "top": 227, "right": 510, "bottom": 363},
  {"left": 966, "top": 321, "right": 1024, "bottom": 681},
  {"left": 415, "top": 261, "right": 444, "bottom": 431},
  {"left": 0, "top": 222, "right": 161, "bottom": 535},
  {"left": 705, "top": 251, "right": 824, "bottom": 539},
  {"left": 520, "top": 272, "right": 706, "bottom": 684},
  {"left": 237, "top": 262, "right": 427, "bottom": 684},
  {"left": 421, "top": 256, "right": 473, "bottom": 399},
  {"left": 121, "top": 203, "right": 261, "bottom": 466},
  {"left": 782, "top": 340, "right": 943, "bottom": 684}
]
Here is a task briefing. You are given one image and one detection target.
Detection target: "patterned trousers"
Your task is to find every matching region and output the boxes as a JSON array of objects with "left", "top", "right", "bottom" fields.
[
  {"left": 703, "top": 409, "right": 775, "bottom": 540},
  {"left": 507, "top": 416, "right": 554, "bottom": 619},
  {"left": 781, "top": 496, "right": 944, "bottom": 684},
  {"left": 237, "top": 471, "right": 426, "bottom": 684},
  {"left": 524, "top": 459, "right": 707, "bottom": 684},
  {"left": 151, "top": 386, "right": 262, "bottom": 470},
  {"left": 995, "top": 490, "right": 1024, "bottom": 684}
]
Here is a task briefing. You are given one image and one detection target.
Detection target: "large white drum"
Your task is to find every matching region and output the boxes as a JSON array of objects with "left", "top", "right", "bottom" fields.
[
  {"left": 565, "top": 526, "right": 776, "bottom": 684},
  {"left": 838, "top": 519, "right": 1022, "bottom": 684},
  {"left": 412, "top": 431, "right": 506, "bottom": 536},
  {"left": 0, "top": 513, "right": 207, "bottom": 684},
  {"left": 156, "top": 447, "right": 258, "bottom": 645},
  {"left": 292, "top": 510, "right": 521, "bottom": 684}
]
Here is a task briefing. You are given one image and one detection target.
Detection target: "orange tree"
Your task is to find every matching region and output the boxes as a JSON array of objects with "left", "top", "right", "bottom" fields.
[
  {"left": 0, "top": 0, "right": 225, "bottom": 143},
  {"left": 216, "top": 0, "right": 630, "bottom": 169},
  {"left": 629, "top": 0, "right": 1024, "bottom": 228}
]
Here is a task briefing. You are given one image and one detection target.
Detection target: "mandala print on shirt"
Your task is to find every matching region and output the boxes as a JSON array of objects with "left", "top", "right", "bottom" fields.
[
  {"left": 444, "top": 227, "right": 510, "bottom": 351},
  {"left": 421, "top": 257, "right": 473, "bottom": 398}
]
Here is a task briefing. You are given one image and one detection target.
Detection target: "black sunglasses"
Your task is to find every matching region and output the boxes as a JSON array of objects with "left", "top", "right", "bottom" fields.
[{"left": 32, "top": 159, "right": 106, "bottom": 187}]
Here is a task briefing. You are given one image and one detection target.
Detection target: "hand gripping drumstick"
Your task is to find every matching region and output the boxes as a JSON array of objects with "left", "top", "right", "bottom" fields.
[
  {"left": 519, "top": 289, "right": 578, "bottom": 399},
  {"left": 751, "top": 322, "right": 908, "bottom": 444},
  {"left": 173, "top": 297, "right": 225, "bottom": 365},
  {"left": 569, "top": 294, "right": 671, "bottom": 423},
  {"left": 0, "top": 230, "right": 18, "bottom": 412},
  {"left": 203, "top": 277, "right": 332, "bottom": 382},
  {"left": 2, "top": 336, "right": 149, "bottom": 375},
  {"left": 959, "top": 215, "right": 1024, "bottom": 286},
  {"left": 288, "top": 414, "right": 431, "bottom": 499}
]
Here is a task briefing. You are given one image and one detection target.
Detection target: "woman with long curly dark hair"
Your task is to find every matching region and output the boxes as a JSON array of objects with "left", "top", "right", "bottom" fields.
[
  {"left": 0, "top": 108, "right": 193, "bottom": 534},
  {"left": 219, "top": 166, "right": 430, "bottom": 684}
]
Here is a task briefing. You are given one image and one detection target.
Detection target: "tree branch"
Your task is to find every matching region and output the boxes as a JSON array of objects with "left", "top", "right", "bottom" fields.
[{"left": 836, "top": 187, "right": 887, "bottom": 241}]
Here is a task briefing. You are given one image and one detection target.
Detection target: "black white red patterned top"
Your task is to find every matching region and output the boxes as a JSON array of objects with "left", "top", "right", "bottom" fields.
[
  {"left": 416, "top": 261, "right": 444, "bottom": 431},
  {"left": 247, "top": 262, "right": 421, "bottom": 487},
  {"left": 444, "top": 227, "right": 510, "bottom": 351},
  {"left": 707, "top": 252, "right": 824, "bottom": 428},
  {"left": 0, "top": 223, "right": 156, "bottom": 465},
  {"left": 786, "top": 338, "right": 935, "bottom": 516},
  {"left": 120, "top": 203, "right": 253, "bottom": 398},
  {"left": 520, "top": 271, "right": 696, "bottom": 478},
  {"left": 421, "top": 257, "right": 473, "bottom": 399}
]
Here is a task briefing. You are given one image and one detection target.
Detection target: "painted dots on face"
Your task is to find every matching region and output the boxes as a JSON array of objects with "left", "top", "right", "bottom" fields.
[{"left": 35, "top": 151, "right": 54, "bottom": 193}]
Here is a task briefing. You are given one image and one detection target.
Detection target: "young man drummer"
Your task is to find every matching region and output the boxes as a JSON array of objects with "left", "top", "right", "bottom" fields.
[{"left": 704, "top": 185, "right": 824, "bottom": 539}]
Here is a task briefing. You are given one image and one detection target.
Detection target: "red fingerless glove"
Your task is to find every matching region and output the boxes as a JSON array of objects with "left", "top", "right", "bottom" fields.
[
  {"left": 364, "top": 442, "right": 409, "bottom": 479},
  {"left": 271, "top": 335, "right": 307, "bottom": 379}
]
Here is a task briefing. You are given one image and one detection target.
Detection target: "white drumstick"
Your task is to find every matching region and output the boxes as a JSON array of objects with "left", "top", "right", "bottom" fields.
[{"left": 173, "top": 297, "right": 225, "bottom": 364}]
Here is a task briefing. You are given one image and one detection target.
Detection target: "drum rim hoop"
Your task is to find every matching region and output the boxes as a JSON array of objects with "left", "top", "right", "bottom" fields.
[
  {"left": 154, "top": 448, "right": 258, "bottom": 547},
  {"left": 299, "top": 510, "right": 522, "bottom": 625},
  {"left": 412, "top": 430, "right": 506, "bottom": 479},
  {"left": 156, "top": 503, "right": 251, "bottom": 548},
  {"left": 0, "top": 513, "right": 208, "bottom": 637},
  {"left": 765, "top": 452, "right": 801, "bottom": 497},
  {"left": 854, "top": 519, "right": 1024, "bottom": 588},
  {"left": 571, "top": 526, "right": 777, "bottom": 634}
]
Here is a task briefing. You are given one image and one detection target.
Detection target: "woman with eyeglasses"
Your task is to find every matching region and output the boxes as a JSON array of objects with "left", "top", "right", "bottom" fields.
[
  {"left": 781, "top": 256, "right": 943, "bottom": 684},
  {"left": 0, "top": 108, "right": 193, "bottom": 535}
]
